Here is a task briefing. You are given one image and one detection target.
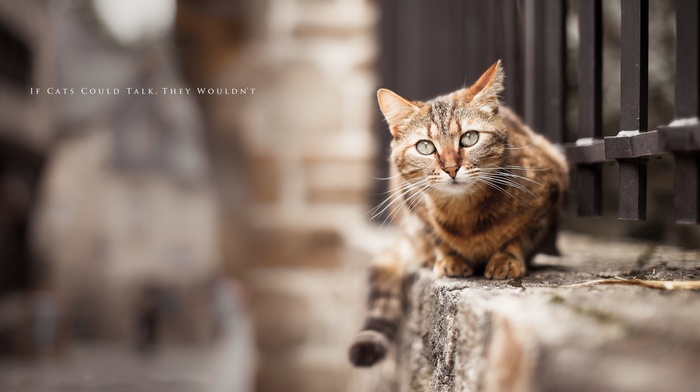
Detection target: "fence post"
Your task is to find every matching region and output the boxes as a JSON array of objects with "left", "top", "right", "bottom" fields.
[
  {"left": 657, "top": 0, "right": 700, "bottom": 224},
  {"left": 524, "top": 0, "right": 566, "bottom": 144},
  {"left": 565, "top": 0, "right": 607, "bottom": 216},
  {"left": 604, "top": 0, "right": 658, "bottom": 221}
]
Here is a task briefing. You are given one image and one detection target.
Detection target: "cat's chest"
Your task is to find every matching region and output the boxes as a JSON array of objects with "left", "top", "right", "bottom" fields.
[{"left": 425, "top": 200, "right": 518, "bottom": 259}]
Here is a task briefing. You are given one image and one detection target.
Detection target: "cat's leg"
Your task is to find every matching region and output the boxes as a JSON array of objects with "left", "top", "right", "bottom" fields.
[
  {"left": 484, "top": 208, "right": 557, "bottom": 280},
  {"left": 484, "top": 242, "right": 526, "bottom": 279},
  {"left": 433, "top": 244, "right": 474, "bottom": 278}
]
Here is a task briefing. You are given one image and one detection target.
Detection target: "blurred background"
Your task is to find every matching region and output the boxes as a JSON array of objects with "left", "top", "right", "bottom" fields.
[{"left": 0, "top": 0, "right": 697, "bottom": 391}]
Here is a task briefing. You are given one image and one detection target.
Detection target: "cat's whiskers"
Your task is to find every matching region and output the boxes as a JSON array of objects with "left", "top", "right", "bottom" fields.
[
  {"left": 405, "top": 182, "right": 435, "bottom": 212},
  {"left": 370, "top": 178, "right": 429, "bottom": 220},
  {"left": 372, "top": 173, "right": 403, "bottom": 181},
  {"left": 464, "top": 167, "right": 526, "bottom": 201},
  {"left": 482, "top": 175, "right": 538, "bottom": 199},
  {"left": 479, "top": 167, "right": 546, "bottom": 189},
  {"left": 390, "top": 183, "right": 434, "bottom": 227},
  {"left": 480, "top": 169, "right": 536, "bottom": 190},
  {"left": 473, "top": 171, "right": 541, "bottom": 200},
  {"left": 496, "top": 172, "right": 543, "bottom": 186},
  {"left": 505, "top": 142, "right": 536, "bottom": 150},
  {"left": 384, "top": 181, "right": 431, "bottom": 222},
  {"left": 370, "top": 178, "right": 426, "bottom": 209},
  {"left": 380, "top": 188, "right": 419, "bottom": 227},
  {"left": 472, "top": 176, "right": 519, "bottom": 201},
  {"left": 371, "top": 176, "right": 426, "bottom": 196},
  {"left": 371, "top": 187, "right": 420, "bottom": 220},
  {"left": 398, "top": 185, "right": 434, "bottom": 226},
  {"left": 478, "top": 172, "right": 536, "bottom": 191},
  {"left": 495, "top": 165, "right": 552, "bottom": 172}
]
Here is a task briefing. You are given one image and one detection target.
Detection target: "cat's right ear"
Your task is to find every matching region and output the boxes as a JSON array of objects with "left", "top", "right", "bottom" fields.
[{"left": 377, "top": 88, "right": 419, "bottom": 137}]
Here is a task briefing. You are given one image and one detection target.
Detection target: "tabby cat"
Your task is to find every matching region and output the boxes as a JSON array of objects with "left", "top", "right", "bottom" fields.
[{"left": 349, "top": 61, "right": 568, "bottom": 367}]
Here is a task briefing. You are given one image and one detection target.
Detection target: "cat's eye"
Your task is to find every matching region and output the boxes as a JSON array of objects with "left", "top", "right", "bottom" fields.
[
  {"left": 460, "top": 131, "right": 479, "bottom": 147},
  {"left": 416, "top": 140, "right": 436, "bottom": 155}
]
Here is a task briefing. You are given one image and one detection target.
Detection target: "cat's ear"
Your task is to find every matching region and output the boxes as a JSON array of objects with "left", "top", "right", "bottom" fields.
[
  {"left": 467, "top": 60, "right": 504, "bottom": 114},
  {"left": 377, "top": 88, "right": 419, "bottom": 136}
]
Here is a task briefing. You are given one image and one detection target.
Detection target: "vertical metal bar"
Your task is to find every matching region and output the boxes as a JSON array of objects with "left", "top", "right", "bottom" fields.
[
  {"left": 616, "top": 0, "right": 649, "bottom": 220},
  {"left": 620, "top": 0, "right": 649, "bottom": 133},
  {"left": 543, "top": 0, "right": 566, "bottom": 144},
  {"left": 672, "top": 0, "right": 700, "bottom": 223},
  {"left": 395, "top": 0, "right": 420, "bottom": 98},
  {"left": 618, "top": 160, "right": 648, "bottom": 220},
  {"left": 465, "top": 0, "right": 484, "bottom": 83},
  {"left": 524, "top": 0, "right": 544, "bottom": 133},
  {"left": 675, "top": 0, "right": 700, "bottom": 119},
  {"left": 482, "top": 0, "right": 497, "bottom": 69},
  {"left": 524, "top": 0, "right": 566, "bottom": 143},
  {"left": 427, "top": 1, "right": 452, "bottom": 96},
  {"left": 576, "top": 0, "right": 603, "bottom": 216},
  {"left": 524, "top": 0, "right": 565, "bottom": 254},
  {"left": 578, "top": 0, "right": 602, "bottom": 140},
  {"left": 498, "top": 0, "right": 524, "bottom": 116},
  {"left": 577, "top": 165, "right": 603, "bottom": 216},
  {"left": 372, "top": 0, "right": 399, "bottom": 214},
  {"left": 674, "top": 154, "right": 700, "bottom": 224}
]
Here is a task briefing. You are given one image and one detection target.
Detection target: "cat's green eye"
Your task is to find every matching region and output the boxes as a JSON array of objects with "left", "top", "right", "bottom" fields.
[
  {"left": 416, "top": 140, "right": 436, "bottom": 155},
  {"left": 460, "top": 131, "right": 479, "bottom": 147}
]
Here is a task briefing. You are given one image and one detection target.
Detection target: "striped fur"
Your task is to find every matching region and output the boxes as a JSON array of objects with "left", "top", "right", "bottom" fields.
[{"left": 349, "top": 61, "right": 569, "bottom": 367}]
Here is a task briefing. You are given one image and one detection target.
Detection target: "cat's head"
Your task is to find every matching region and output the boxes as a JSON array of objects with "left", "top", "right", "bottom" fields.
[{"left": 378, "top": 60, "right": 508, "bottom": 195}]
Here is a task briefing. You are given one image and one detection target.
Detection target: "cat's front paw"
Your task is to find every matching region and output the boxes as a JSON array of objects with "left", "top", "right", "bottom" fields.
[
  {"left": 484, "top": 252, "right": 526, "bottom": 279},
  {"left": 433, "top": 256, "right": 474, "bottom": 278}
]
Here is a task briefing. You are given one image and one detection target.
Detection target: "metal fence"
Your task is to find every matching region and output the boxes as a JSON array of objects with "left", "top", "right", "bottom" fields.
[
  {"left": 377, "top": 0, "right": 699, "bottom": 226},
  {"left": 566, "top": 0, "right": 699, "bottom": 225}
]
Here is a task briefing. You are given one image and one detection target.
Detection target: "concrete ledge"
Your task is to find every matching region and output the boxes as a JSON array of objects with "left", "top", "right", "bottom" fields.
[{"left": 395, "top": 233, "right": 700, "bottom": 392}]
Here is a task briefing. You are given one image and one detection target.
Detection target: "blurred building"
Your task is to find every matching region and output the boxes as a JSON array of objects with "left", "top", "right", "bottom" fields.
[
  {"left": 0, "top": 0, "right": 56, "bottom": 355},
  {"left": 1, "top": 0, "right": 222, "bottom": 355}
]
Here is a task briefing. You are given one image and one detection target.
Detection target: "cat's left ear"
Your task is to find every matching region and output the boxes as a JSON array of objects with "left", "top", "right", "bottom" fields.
[{"left": 466, "top": 60, "right": 504, "bottom": 115}]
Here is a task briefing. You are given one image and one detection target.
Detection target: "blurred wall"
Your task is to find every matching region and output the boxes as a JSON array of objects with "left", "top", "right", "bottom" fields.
[
  {"left": 0, "top": 0, "right": 55, "bottom": 356},
  {"left": 175, "top": 0, "right": 396, "bottom": 391},
  {"left": 4, "top": 0, "right": 223, "bottom": 347},
  {"left": 0, "top": 0, "right": 55, "bottom": 152}
]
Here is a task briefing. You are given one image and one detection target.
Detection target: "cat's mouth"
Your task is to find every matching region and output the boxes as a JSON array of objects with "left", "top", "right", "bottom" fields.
[
  {"left": 435, "top": 178, "right": 471, "bottom": 193},
  {"left": 448, "top": 176, "right": 469, "bottom": 185}
]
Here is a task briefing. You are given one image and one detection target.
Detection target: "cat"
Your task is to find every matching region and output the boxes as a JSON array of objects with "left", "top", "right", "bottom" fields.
[{"left": 349, "top": 60, "right": 568, "bottom": 367}]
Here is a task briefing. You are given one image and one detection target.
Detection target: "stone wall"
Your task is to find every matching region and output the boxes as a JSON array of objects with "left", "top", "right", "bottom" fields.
[
  {"left": 230, "top": 1, "right": 389, "bottom": 390},
  {"left": 394, "top": 233, "right": 700, "bottom": 392},
  {"left": 175, "top": 0, "right": 393, "bottom": 390}
]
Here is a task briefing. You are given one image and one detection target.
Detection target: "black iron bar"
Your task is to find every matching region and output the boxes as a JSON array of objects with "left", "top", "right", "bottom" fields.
[
  {"left": 674, "top": 0, "right": 699, "bottom": 120},
  {"left": 576, "top": 0, "right": 603, "bottom": 216},
  {"left": 605, "top": 0, "right": 651, "bottom": 221},
  {"left": 673, "top": 154, "right": 700, "bottom": 224},
  {"left": 619, "top": 0, "right": 648, "bottom": 134},
  {"left": 658, "top": 0, "right": 700, "bottom": 224},
  {"left": 524, "top": 0, "right": 566, "bottom": 144}
]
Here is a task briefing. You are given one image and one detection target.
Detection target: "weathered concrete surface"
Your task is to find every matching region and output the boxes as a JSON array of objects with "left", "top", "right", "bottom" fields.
[{"left": 396, "top": 232, "right": 700, "bottom": 392}]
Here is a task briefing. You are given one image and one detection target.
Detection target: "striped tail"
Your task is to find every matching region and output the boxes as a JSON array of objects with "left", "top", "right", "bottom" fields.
[{"left": 349, "top": 251, "right": 405, "bottom": 367}]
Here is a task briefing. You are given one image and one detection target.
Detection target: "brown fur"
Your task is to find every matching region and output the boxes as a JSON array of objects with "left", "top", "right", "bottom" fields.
[{"left": 349, "top": 61, "right": 568, "bottom": 367}]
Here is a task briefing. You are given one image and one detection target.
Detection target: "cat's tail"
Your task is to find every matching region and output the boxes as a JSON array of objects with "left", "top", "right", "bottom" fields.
[{"left": 349, "top": 250, "right": 405, "bottom": 367}]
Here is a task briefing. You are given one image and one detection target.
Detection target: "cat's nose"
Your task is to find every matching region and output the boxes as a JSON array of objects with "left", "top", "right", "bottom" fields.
[{"left": 443, "top": 166, "right": 459, "bottom": 179}]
